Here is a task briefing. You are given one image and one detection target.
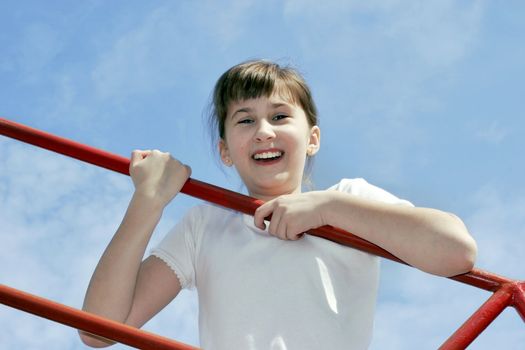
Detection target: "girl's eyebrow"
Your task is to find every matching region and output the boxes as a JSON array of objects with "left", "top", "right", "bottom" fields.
[
  {"left": 230, "top": 103, "right": 292, "bottom": 119},
  {"left": 231, "top": 107, "right": 252, "bottom": 119}
]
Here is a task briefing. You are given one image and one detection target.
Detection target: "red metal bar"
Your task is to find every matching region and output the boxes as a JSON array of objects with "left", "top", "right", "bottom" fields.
[
  {"left": 0, "top": 117, "right": 517, "bottom": 293},
  {"left": 439, "top": 283, "right": 514, "bottom": 350},
  {"left": 450, "top": 268, "right": 514, "bottom": 293},
  {"left": 0, "top": 284, "right": 199, "bottom": 350},
  {"left": 512, "top": 281, "right": 525, "bottom": 322}
]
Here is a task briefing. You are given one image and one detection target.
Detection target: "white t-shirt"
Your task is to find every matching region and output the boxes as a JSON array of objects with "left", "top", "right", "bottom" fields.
[{"left": 151, "top": 178, "right": 413, "bottom": 350}]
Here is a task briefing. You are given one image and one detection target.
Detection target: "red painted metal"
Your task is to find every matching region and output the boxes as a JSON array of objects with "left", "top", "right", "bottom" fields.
[
  {"left": 450, "top": 268, "right": 514, "bottom": 293},
  {"left": 0, "top": 117, "right": 524, "bottom": 348},
  {"left": 439, "top": 283, "right": 514, "bottom": 349},
  {"left": 512, "top": 281, "right": 525, "bottom": 322},
  {"left": 0, "top": 284, "right": 199, "bottom": 350}
]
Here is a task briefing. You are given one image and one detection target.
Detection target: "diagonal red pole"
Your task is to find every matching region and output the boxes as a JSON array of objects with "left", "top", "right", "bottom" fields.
[
  {"left": 439, "top": 283, "right": 514, "bottom": 349},
  {"left": 0, "top": 284, "right": 199, "bottom": 350}
]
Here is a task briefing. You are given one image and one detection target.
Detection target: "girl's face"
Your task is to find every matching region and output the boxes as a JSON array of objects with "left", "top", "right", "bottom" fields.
[{"left": 219, "top": 93, "right": 320, "bottom": 201}]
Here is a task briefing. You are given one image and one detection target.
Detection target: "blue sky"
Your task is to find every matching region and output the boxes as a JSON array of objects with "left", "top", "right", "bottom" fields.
[{"left": 1, "top": 1, "right": 524, "bottom": 349}]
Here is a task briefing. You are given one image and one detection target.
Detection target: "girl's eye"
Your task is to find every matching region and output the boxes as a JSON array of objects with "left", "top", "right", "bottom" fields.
[
  {"left": 272, "top": 114, "right": 288, "bottom": 121},
  {"left": 238, "top": 118, "right": 254, "bottom": 124}
]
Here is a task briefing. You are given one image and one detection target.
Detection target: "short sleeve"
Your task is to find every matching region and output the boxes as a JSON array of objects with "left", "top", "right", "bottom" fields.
[
  {"left": 328, "top": 178, "right": 414, "bottom": 207},
  {"left": 149, "top": 206, "right": 203, "bottom": 290}
]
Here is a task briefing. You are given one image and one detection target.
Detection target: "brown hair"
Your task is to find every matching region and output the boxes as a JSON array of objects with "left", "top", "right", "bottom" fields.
[{"left": 209, "top": 59, "right": 318, "bottom": 141}]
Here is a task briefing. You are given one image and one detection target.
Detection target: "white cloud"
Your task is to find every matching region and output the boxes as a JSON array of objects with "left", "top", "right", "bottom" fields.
[
  {"left": 385, "top": 1, "right": 484, "bottom": 68},
  {"left": 284, "top": 0, "right": 484, "bottom": 67},
  {"left": 91, "top": 6, "right": 182, "bottom": 100},
  {"left": 475, "top": 120, "right": 510, "bottom": 144}
]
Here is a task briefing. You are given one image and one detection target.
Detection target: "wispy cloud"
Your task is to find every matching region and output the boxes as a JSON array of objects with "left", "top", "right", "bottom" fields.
[
  {"left": 284, "top": 0, "right": 486, "bottom": 183},
  {"left": 475, "top": 120, "right": 510, "bottom": 145},
  {"left": 465, "top": 184, "right": 525, "bottom": 279},
  {"left": 2, "top": 23, "right": 63, "bottom": 85},
  {"left": 91, "top": 1, "right": 256, "bottom": 101},
  {"left": 1, "top": 139, "right": 131, "bottom": 348}
]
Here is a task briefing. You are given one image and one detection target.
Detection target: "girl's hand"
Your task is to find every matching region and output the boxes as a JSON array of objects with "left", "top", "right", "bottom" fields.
[
  {"left": 129, "top": 149, "right": 191, "bottom": 208},
  {"left": 253, "top": 191, "right": 331, "bottom": 240}
]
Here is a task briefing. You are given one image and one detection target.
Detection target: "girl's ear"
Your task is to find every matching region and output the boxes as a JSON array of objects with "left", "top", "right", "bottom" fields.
[
  {"left": 307, "top": 126, "right": 321, "bottom": 156},
  {"left": 219, "top": 139, "right": 233, "bottom": 166}
]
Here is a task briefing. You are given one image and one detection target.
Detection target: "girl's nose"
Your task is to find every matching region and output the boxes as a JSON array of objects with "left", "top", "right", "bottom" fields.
[{"left": 254, "top": 120, "right": 276, "bottom": 142}]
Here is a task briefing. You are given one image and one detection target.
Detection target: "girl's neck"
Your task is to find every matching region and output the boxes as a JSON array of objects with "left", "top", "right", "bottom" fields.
[{"left": 248, "top": 186, "right": 302, "bottom": 202}]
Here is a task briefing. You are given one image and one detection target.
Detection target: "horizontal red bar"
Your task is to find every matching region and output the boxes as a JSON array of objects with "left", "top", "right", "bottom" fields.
[{"left": 0, "top": 284, "right": 199, "bottom": 350}]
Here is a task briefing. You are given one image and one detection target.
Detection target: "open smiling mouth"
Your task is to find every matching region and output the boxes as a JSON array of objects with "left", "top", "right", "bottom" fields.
[{"left": 252, "top": 150, "right": 284, "bottom": 163}]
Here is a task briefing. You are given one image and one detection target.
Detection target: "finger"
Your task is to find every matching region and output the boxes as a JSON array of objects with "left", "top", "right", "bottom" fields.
[
  {"left": 288, "top": 234, "right": 303, "bottom": 241},
  {"left": 254, "top": 201, "right": 273, "bottom": 230},
  {"left": 287, "top": 226, "right": 303, "bottom": 241},
  {"left": 286, "top": 220, "right": 304, "bottom": 240},
  {"left": 268, "top": 208, "right": 282, "bottom": 238},
  {"left": 276, "top": 218, "right": 288, "bottom": 240}
]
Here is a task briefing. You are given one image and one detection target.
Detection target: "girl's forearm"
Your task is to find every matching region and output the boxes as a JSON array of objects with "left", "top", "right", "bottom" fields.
[
  {"left": 323, "top": 191, "right": 477, "bottom": 277},
  {"left": 82, "top": 192, "right": 164, "bottom": 323}
]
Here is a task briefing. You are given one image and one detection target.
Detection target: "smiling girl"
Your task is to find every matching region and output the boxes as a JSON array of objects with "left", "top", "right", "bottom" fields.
[{"left": 80, "top": 60, "right": 477, "bottom": 349}]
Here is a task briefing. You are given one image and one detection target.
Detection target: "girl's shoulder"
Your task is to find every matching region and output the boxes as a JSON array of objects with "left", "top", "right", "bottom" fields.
[
  {"left": 327, "top": 178, "right": 413, "bottom": 206},
  {"left": 327, "top": 178, "right": 368, "bottom": 192}
]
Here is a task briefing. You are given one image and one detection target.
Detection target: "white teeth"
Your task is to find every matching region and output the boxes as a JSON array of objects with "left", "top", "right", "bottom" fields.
[{"left": 253, "top": 151, "right": 282, "bottom": 160}]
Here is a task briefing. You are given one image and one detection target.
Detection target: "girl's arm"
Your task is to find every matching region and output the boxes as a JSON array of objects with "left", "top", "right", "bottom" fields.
[
  {"left": 80, "top": 150, "right": 191, "bottom": 347},
  {"left": 322, "top": 191, "right": 477, "bottom": 276},
  {"left": 254, "top": 191, "right": 477, "bottom": 277}
]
